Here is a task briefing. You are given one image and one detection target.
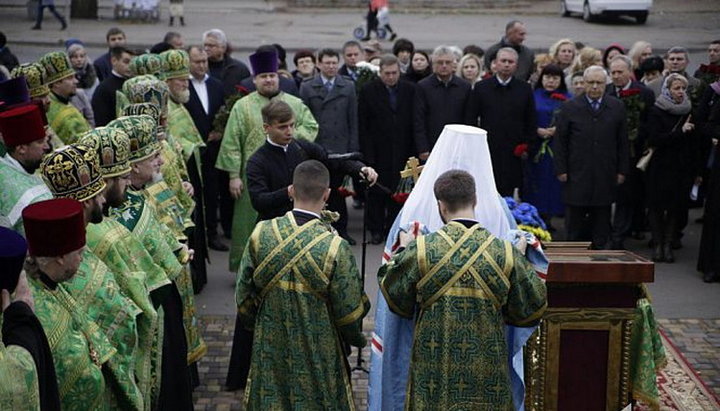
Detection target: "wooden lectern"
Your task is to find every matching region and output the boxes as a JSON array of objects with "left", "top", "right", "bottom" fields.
[{"left": 524, "top": 248, "right": 654, "bottom": 411}]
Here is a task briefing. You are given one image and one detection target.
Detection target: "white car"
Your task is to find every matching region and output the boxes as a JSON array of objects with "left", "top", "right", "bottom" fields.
[{"left": 561, "top": 0, "right": 653, "bottom": 24}]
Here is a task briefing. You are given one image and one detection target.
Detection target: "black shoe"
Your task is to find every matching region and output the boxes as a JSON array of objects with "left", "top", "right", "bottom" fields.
[
  {"left": 31, "top": 25, "right": 41, "bottom": 30},
  {"left": 703, "top": 271, "right": 719, "bottom": 283},
  {"left": 651, "top": 245, "right": 664, "bottom": 262},
  {"left": 663, "top": 243, "right": 674, "bottom": 263},
  {"left": 208, "top": 236, "right": 229, "bottom": 251},
  {"left": 341, "top": 233, "right": 357, "bottom": 246},
  {"left": 389, "top": 33, "right": 397, "bottom": 41},
  {"left": 370, "top": 232, "right": 384, "bottom": 245},
  {"left": 360, "top": 36, "right": 371, "bottom": 41},
  {"left": 180, "top": 17, "right": 185, "bottom": 26},
  {"left": 60, "top": 20, "right": 67, "bottom": 30}
]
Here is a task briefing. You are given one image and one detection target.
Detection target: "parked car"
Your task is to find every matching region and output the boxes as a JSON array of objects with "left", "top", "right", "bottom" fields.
[{"left": 561, "top": 0, "right": 652, "bottom": 24}]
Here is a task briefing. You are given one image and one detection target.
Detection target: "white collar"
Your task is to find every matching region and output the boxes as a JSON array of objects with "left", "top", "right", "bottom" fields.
[
  {"left": 293, "top": 208, "right": 321, "bottom": 219},
  {"left": 496, "top": 75, "right": 512, "bottom": 86},
  {"left": 190, "top": 73, "right": 209, "bottom": 83},
  {"left": 0, "top": 154, "right": 29, "bottom": 175},
  {"left": 266, "top": 137, "right": 288, "bottom": 152},
  {"left": 320, "top": 74, "right": 335, "bottom": 85}
]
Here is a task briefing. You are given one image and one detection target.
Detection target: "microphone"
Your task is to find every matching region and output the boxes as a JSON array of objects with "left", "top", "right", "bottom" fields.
[{"left": 327, "top": 152, "right": 364, "bottom": 161}]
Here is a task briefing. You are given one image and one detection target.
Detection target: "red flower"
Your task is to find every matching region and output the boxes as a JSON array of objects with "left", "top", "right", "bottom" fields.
[
  {"left": 699, "top": 64, "right": 720, "bottom": 75},
  {"left": 336, "top": 187, "right": 355, "bottom": 198},
  {"left": 550, "top": 92, "right": 567, "bottom": 101},
  {"left": 391, "top": 193, "right": 409, "bottom": 204},
  {"left": 619, "top": 88, "right": 641, "bottom": 98},
  {"left": 234, "top": 85, "right": 250, "bottom": 95},
  {"left": 513, "top": 143, "right": 529, "bottom": 157}
]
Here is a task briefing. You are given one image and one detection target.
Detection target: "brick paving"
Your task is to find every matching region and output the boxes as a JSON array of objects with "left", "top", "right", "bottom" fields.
[
  {"left": 192, "top": 315, "right": 720, "bottom": 409},
  {"left": 192, "top": 315, "right": 372, "bottom": 410},
  {"left": 658, "top": 319, "right": 720, "bottom": 400}
]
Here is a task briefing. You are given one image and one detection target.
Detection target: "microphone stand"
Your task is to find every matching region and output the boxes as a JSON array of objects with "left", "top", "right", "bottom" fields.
[{"left": 352, "top": 174, "right": 372, "bottom": 374}]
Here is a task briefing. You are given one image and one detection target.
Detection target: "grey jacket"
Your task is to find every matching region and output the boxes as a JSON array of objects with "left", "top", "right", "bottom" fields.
[{"left": 300, "top": 74, "right": 359, "bottom": 154}]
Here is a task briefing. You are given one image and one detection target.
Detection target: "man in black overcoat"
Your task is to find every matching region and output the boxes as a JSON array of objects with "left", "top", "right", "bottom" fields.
[
  {"left": 554, "top": 66, "right": 630, "bottom": 249},
  {"left": 185, "top": 46, "right": 231, "bottom": 251},
  {"left": 464, "top": 47, "right": 536, "bottom": 197},
  {"left": 299, "top": 48, "right": 360, "bottom": 244},
  {"left": 91, "top": 46, "right": 134, "bottom": 126},
  {"left": 416, "top": 45, "right": 471, "bottom": 153},
  {"left": 606, "top": 55, "right": 656, "bottom": 249},
  {"left": 359, "top": 54, "right": 426, "bottom": 244}
]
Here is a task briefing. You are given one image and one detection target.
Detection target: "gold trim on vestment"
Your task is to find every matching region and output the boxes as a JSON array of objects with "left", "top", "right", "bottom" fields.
[
  {"left": 417, "top": 235, "right": 427, "bottom": 276},
  {"left": 421, "top": 234, "right": 495, "bottom": 310},
  {"left": 323, "top": 236, "right": 342, "bottom": 282},
  {"left": 467, "top": 267, "right": 501, "bottom": 309},
  {"left": 443, "top": 286, "right": 488, "bottom": 299},
  {"left": 380, "top": 276, "right": 413, "bottom": 318},
  {"left": 336, "top": 294, "right": 370, "bottom": 327},
  {"left": 257, "top": 230, "right": 331, "bottom": 299},
  {"left": 253, "top": 214, "right": 319, "bottom": 279},
  {"left": 514, "top": 302, "right": 548, "bottom": 327},
  {"left": 417, "top": 225, "right": 480, "bottom": 289}
]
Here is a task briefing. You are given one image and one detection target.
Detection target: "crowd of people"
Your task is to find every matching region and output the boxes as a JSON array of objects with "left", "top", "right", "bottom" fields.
[{"left": 0, "top": 18, "right": 719, "bottom": 410}]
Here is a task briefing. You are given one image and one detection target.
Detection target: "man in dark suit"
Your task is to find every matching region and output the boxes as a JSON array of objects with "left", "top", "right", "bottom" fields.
[
  {"left": 359, "top": 54, "right": 427, "bottom": 244},
  {"left": 606, "top": 55, "right": 656, "bottom": 249},
  {"left": 555, "top": 66, "right": 630, "bottom": 250},
  {"left": 93, "top": 27, "right": 125, "bottom": 82},
  {"left": 91, "top": 46, "right": 134, "bottom": 126},
  {"left": 202, "top": 29, "right": 252, "bottom": 97},
  {"left": 465, "top": 47, "right": 536, "bottom": 197},
  {"left": 416, "top": 45, "right": 471, "bottom": 154},
  {"left": 185, "top": 45, "right": 230, "bottom": 251},
  {"left": 339, "top": 40, "right": 365, "bottom": 83},
  {"left": 300, "top": 48, "right": 360, "bottom": 244}
]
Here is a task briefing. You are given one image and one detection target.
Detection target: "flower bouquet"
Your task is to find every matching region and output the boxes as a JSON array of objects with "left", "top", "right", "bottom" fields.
[
  {"left": 337, "top": 175, "right": 355, "bottom": 197},
  {"left": 212, "top": 85, "right": 251, "bottom": 136},
  {"left": 504, "top": 197, "right": 552, "bottom": 242}
]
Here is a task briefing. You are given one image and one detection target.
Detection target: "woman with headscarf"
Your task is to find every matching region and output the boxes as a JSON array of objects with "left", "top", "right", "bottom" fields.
[
  {"left": 696, "top": 80, "right": 720, "bottom": 282},
  {"left": 646, "top": 74, "right": 700, "bottom": 263},
  {"left": 66, "top": 42, "right": 96, "bottom": 126},
  {"left": 524, "top": 64, "right": 571, "bottom": 228}
]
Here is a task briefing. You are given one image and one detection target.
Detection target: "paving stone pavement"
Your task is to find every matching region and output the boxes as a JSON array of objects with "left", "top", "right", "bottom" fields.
[
  {"left": 192, "top": 315, "right": 373, "bottom": 410},
  {"left": 658, "top": 318, "right": 720, "bottom": 400},
  {"left": 193, "top": 315, "right": 720, "bottom": 409}
]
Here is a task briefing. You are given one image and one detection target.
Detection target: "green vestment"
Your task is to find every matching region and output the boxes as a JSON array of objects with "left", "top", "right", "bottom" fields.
[
  {"left": 87, "top": 219, "right": 171, "bottom": 408},
  {"left": 378, "top": 222, "right": 547, "bottom": 411},
  {"left": 0, "top": 156, "right": 52, "bottom": 236},
  {"left": 158, "top": 137, "right": 195, "bottom": 222},
  {"left": 30, "top": 277, "right": 116, "bottom": 411},
  {"left": 112, "top": 189, "right": 207, "bottom": 364},
  {"left": 236, "top": 212, "right": 369, "bottom": 410},
  {"left": 46, "top": 93, "right": 91, "bottom": 145},
  {"left": 216, "top": 92, "right": 319, "bottom": 271},
  {"left": 62, "top": 249, "right": 145, "bottom": 410},
  {"left": 0, "top": 332, "right": 40, "bottom": 410}
]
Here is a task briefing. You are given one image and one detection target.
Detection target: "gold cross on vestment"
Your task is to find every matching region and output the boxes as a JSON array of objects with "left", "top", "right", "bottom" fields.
[{"left": 399, "top": 157, "right": 424, "bottom": 182}]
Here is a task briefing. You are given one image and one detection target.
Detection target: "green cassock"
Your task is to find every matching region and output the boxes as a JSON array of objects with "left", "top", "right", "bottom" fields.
[
  {"left": 46, "top": 93, "right": 91, "bottom": 145},
  {"left": 0, "top": 156, "right": 52, "bottom": 236},
  {"left": 29, "top": 277, "right": 116, "bottom": 411},
  {"left": 378, "top": 222, "right": 548, "bottom": 411},
  {"left": 0, "top": 334, "right": 40, "bottom": 410},
  {"left": 216, "top": 92, "right": 319, "bottom": 272},
  {"left": 112, "top": 189, "right": 207, "bottom": 364},
  {"left": 167, "top": 99, "right": 205, "bottom": 172},
  {"left": 157, "top": 137, "right": 195, "bottom": 225},
  {"left": 236, "top": 212, "right": 369, "bottom": 410},
  {"left": 62, "top": 249, "right": 145, "bottom": 410},
  {"left": 86, "top": 219, "right": 172, "bottom": 408}
]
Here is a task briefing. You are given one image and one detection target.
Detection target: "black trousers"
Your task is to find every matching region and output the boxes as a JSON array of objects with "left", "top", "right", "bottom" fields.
[
  {"left": 327, "top": 171, "right": 349, "bottom": 236},
  {"left": 367, "top": 187, "right": 401, "bottom": 236},
  {"left": 611, "top": 169, "right": 645, "bottom": 244},
  {"left": 202, "top": 141, "right": 233, "bottom": 238},
  {"left": 566, "top": 205, "right": 611, "bottom": 249},
  {"left": 35, "top": 4, "right": 66, "bottom": 27},
  {"left": 648, "top": 207, "right": 679, "bottom": 244}
]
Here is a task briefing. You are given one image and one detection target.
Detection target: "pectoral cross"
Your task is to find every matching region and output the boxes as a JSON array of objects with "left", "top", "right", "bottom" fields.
[{"left": 399, "top": 157, "right": 424, "bottom": 183}]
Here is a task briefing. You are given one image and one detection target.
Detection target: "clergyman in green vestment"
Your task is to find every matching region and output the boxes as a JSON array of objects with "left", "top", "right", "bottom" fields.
[
  {"left": 236, "top": 160, "right": 369, "bottom": 410},
  {"left": 378, "top": 170, "right": 547, "bottom": 410},
  {"left": 216, "top": 49, "right": 318, "bottom": 272},
  {"left": 22, "top": 198, "right": 117, "bottom": 411}
]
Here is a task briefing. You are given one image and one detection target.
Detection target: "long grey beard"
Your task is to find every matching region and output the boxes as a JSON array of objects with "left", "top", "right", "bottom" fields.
[{"left": 152, "top": 171, "right": 164, "bottom": 183}]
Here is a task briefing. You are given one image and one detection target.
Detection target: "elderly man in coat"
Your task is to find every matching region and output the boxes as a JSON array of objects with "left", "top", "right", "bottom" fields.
[
  {"left": 300, "top": 48, "right": 360, "bottom": 244},
  {"left": 554, "top": 65, "right": 630, "bottom": 250}
]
